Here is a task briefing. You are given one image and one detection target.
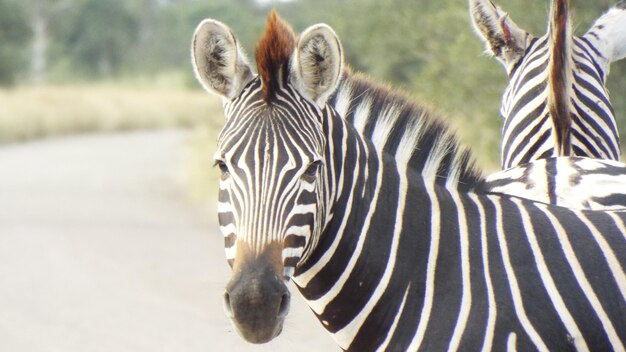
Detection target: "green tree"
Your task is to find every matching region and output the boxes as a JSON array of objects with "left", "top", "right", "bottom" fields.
[
  {"left": 0, "top": 0, "right": 31, "bottom": 85},
  {"left": 60, "top": 0, "right": 139, "bottom": 77}
]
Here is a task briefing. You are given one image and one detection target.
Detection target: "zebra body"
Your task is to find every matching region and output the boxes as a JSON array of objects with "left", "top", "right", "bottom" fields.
[
  {"left": 192, "top": 12, "right": 626, "bottom": 351},
  {"left": 294, "top": 148, "right": 626, "bottom": 351},
  {"left": 483, "top": 157, "right": 626, "bottom": 210},
  {"left": 470, "top": 0, "right": 626, "bottom": 168}
]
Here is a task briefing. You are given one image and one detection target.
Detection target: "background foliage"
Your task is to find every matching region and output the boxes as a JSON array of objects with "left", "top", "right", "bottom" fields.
[
  {"left": 0, "top": 1, "right": 30, "bottom": 85},
  {"left": 1, "top": 0, "right": 624, "bottom": 170}
]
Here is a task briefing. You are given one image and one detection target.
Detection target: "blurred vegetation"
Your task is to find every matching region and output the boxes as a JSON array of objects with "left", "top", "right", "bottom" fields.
[
  {"left": 0, "top": 1, "right": 30, "bottom": 85},
  {"left": 0, "top": 80, "right": 221, "bottom": 143},
  {"left": 1, "top": 0, "right": 624, "bottom": 173}
]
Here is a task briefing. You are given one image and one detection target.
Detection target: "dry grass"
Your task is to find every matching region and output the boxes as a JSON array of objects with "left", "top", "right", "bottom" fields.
[
  {"left": 0, "top": 82, "right": 226, "bottom": 205},
  {"left": 182, "top": 125, "right": 223, "bottom": 205},
  {"left": 0, "top": 84, "right": 222, "bottom": 144}
]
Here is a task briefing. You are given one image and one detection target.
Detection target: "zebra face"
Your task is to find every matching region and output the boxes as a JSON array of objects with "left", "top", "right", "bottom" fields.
[
  {"left": 216, "top": 87, "right": 326, "bottom": 272},
  {"left": 192, "top": 12, "right": 343, "bottom": 343},
  {"left": 215, "top": 87, "right": 327, "bottom": 342}
]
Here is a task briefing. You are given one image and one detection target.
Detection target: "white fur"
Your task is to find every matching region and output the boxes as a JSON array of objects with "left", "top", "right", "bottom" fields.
[
  {"left": 585, "top": 3, "right": 626, "bottom": 65},
  {"left": 371, "top": 104, "right": 400, "bottom": 151},
  {"left": 485, "top": 157, "right": 626, "bottom": 210}
]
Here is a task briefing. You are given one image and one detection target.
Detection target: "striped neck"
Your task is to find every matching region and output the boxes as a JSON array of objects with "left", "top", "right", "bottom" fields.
[
  {"left": 293, "top": 110, "right": 626, "bottom": 350},
  {"left": 294, "top": 109, "right": 412, "bottom": 348},
  {"left": 294, "top": 101, "right": 478, "bottom": 349},
  {"left": 329, "top": 70, "right": 483, "bottom": 190}
]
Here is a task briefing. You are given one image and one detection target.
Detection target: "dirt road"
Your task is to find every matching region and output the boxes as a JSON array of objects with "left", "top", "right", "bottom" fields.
[{"left": 0, "top": 131, "right": 337, "bottom": 352}]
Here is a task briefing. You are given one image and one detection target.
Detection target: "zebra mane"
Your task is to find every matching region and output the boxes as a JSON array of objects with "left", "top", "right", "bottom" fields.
[
  {"left": 330, "top": 69, "right": 484, "bottom": 190},
  {"left": 547, "top": 0, "right": 573, "bottom": 155}
]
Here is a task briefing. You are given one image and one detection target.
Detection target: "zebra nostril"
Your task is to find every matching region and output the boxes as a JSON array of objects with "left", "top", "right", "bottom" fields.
[
  {"left": 223, "top": 291, "right": 234, "bottom": 318},
  {"left": 277, "top": 291, "right": 290, "bottom": 318}
]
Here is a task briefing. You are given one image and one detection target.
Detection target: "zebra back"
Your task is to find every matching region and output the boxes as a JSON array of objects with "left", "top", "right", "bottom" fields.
[
  {"left": 483, "top": 156, "right": 626, "bottom": 210},
  {"left": 471, "top": 0, "right": 625, "bottom": 168}
]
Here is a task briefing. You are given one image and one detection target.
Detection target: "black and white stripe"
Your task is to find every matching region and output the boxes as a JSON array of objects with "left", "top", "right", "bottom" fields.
[
  {"left": 216, "top": 68, "right": 626, "bottom": 351},
  {"left": 500, "top": 34, "right": 619, "bottom": 167},
  {"left": 483, "top": 156, "right": 626, "bottom": 210},
  {"left": 195, "top": 14, "right": 626, "bottom": 351},
  {"left": 471, "top": 0, "right": 626, "bottom": 169},
  {"left": 291, "top": 71, "right": 626, "bottom": 351},
  {"left": 216, "top": 79, "right": 329, "bottom": 278}
]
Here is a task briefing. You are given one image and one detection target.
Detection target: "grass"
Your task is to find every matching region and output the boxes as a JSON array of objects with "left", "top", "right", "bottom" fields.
[
  {"left": 0, "top": 81, "right": 228, "bottom": 207},
  {"left": 0, "top": 82, "right": 227, "bottom": 204},
  {"left": 0, "top": 83, "right": 222, "bottom": 144}
]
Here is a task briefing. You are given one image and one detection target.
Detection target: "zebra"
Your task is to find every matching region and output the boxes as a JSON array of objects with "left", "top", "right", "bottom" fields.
[
  {"left": 192, "top": 12, "right": 626, "bottom": 351},
  {"left": 482, "top": 156, "right": 626, "bottom": 210},
  {"left": 470, "top": 0, "right": 626, "bottom": 169}
]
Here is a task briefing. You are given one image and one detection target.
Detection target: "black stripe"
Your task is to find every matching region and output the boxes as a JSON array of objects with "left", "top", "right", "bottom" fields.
[
  {"left": 526, "top": 205, "right": 603, "bottom": 350},
  {"left": 385, "top": 180, "right": 433, "bottom": 350},
  {"left": 485, "top": 198, "right": 530, "bottom": 349},
  {"left": 577, "top": 36, "right": 604, "bottom": 60},
  {"left": 557, "top": 209, "right": 625, "bottom": 347},
  {"left": 419, "top": 188, "right": 463, "bottom": 350},
  {"left": 321, "top": 162, "right": 399, "bottom": 333},
  {"left": 546, "top": 155, "right": 558, "bottom": 204},
  {"left": 224, "top": 234, "right": 236, "bottom": 248},
  {"left": 284, "top": 234, "right": 306, "bottom": 249},
  {"left": 502, "top": 200, "right": 572, "bottom": 350}
]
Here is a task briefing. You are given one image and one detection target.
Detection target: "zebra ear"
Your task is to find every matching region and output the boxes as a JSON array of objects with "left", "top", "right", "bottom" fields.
[
  {"left": 584, "top": 2, "right": 626, "bottom": 65},
  {"left": 290, "top": 24, "right": 343, "bottom": 108},
  {"left": 469, "top": 0, "right": 531, "bottom": 68},
  {"left": 192, "top": 19, "right": 254, "bottom": 100}
]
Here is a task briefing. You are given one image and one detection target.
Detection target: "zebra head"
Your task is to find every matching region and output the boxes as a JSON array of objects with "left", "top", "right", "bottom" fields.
[
  {"left": 470, "top": 0, "right": 626, "bottom": 167},
  {"left": 191, "top": 12, "right": 342, "bottom": 343}
]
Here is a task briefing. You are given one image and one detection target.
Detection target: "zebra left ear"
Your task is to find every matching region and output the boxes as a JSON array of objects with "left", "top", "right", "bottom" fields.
[
  {"left": 469, "top": 0, "right": 531, "bottom": 68},
  {"left": 290, "top": 24, "right": 343, "bottom": 108}
]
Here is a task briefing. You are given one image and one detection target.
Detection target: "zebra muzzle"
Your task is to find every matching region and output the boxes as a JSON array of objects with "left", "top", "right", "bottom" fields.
[{"left": 223, "top": 248, "right": 290, "bottom": 344}]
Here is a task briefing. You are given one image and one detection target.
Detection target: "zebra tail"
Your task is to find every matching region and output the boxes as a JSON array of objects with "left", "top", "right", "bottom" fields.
[{"left": 547, "top": 0, "right": 573, "bottom": 155}]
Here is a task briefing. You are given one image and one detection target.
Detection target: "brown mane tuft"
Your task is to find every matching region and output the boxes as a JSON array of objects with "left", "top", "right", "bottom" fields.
[{"left": 255, "top": 10, "right": 296, "bottom": 102}]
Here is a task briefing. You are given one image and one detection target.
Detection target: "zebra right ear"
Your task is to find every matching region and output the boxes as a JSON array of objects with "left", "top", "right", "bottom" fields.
[
  {"left": 290, "top": 24, "right": 343, "bottom": 108},
  {"left": 191, "top": 19, "right": 254, "bottom": 100},
  {"left": 584, "top": 2, "right": 626, "bottom": 65},
  {"left": 469, "top": 0, "right": 531, "bottom": 69}
]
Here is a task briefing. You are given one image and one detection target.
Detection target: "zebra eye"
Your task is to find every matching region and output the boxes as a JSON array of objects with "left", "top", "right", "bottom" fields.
[
  {"left": 302, "top": 160, "right": 322, "bottom": 182},
  {"left": 214, "top": 160, "right": 229, "bottom": 176}
]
